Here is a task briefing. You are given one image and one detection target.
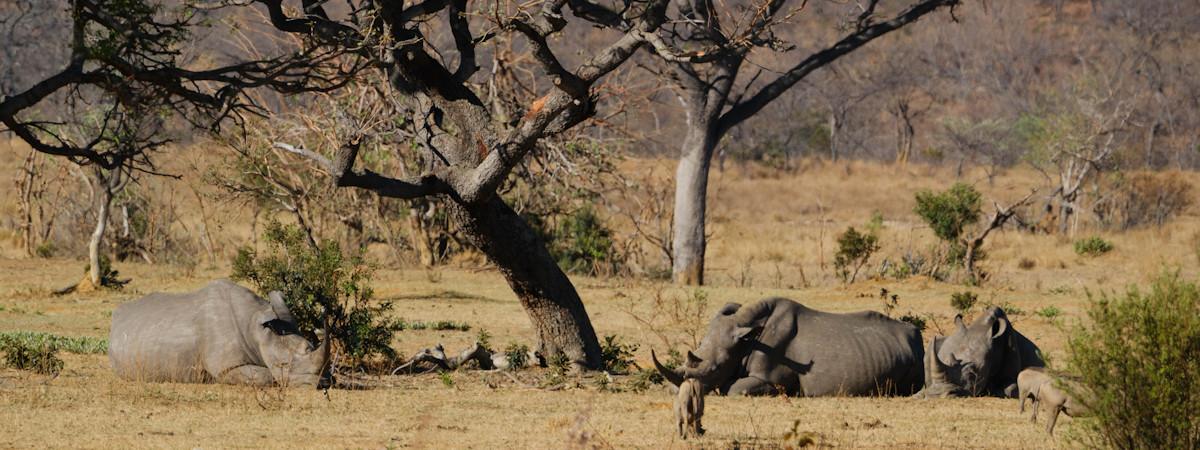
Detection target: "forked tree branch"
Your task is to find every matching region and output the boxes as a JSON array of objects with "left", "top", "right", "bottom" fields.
[
  {"left": 716, "top": 0, "right": 959, "bottom": 136},
  {"left": 274, "top": 141, "right": 448, "bottom": 199}
]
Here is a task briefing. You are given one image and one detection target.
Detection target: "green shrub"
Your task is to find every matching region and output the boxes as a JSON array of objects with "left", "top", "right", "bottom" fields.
[
  {"left": 0, "top": 331, "right": 107, "bottom": 354},
  {"left": 950, "top": 291, "right": 978, "bottom": 315},
  {"left": 834, "top": 227, "right": 880, "bottom": 283},
  {"left": 34, "top": 242, "right": 55, "bottom": 258},
  {"left": 1035, "top": 305, "right": 1062, "bottom": 319},
  {"left": 476, "top": 329, "right": 493, "bottom": 351},
  {"left": 1067, "top": 272, "right": 1200, "bottom": 448},
  {"left": 395, "top": 319, "right": 471, "bottom": 331},
  {"left": 0, "top": 336, "right": 64, "bottom": 375},
  {"left": 898, "top": 313, "right": 928, "bottom": 331},
  {"left": 914, "top": 183, "right": 982, "bottom": 243},
  {"left": 503, "top": 342, "right": 530, "bottom": 370},
  {"left": 232, "top": 221, "right": 400, "bottom": 367},
  {"left": 1074, "top": 236, "right": 1114, "bottom": 256},
  {"left": 549, "top": 206, "right": 622, "bottom": 276},
  {"left": 599, "top": 335, "right": 638, "bottom": 374}
]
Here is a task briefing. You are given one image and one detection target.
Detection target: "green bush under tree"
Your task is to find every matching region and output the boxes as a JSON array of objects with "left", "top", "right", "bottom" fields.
[{"left": 914, "top": 183, "right": 982, "bottom": 265}]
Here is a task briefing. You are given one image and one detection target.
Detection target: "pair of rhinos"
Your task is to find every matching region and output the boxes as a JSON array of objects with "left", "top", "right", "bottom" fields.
[
  {"left": 108, "top": 281, "right": 1039, "bottom": 401},
  {"left": 653, "top": 297, "right": 1052, "bottom": 439},
  {"left": 653, "top": 296, "right": 1043, "bottom": 399}
]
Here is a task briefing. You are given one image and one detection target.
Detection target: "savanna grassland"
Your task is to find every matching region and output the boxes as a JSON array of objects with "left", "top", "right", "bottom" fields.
[{"left": 2, "top": 141, "right": 1197, "bottom": 449}]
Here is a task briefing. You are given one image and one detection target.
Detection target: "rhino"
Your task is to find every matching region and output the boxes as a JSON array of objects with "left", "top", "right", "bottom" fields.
[
  {"left": 653, "top": 297, "right": 925, "bottom": 396},
  {"left": 918, "top": 306, "right": 1043, "bottom": 398},
  {"left": 109, "top": 279, "right": 331, "bottom": 387}
]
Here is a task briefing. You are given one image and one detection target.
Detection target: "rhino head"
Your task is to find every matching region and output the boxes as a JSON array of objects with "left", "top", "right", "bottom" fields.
[
  {"left": 255, "top": 291, "right": 331, "bottom": 388},
  {"left": 653, "top": 302, "right": 764, "bottom": 391},
  {"left": 937, "top": 306, "right": 1010, "bottom": 395}
]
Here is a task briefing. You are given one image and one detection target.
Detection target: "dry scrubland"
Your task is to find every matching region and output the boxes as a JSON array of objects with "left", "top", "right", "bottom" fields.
[{"left": 2, "top": 149, "right": 1198, "bottom": 448}]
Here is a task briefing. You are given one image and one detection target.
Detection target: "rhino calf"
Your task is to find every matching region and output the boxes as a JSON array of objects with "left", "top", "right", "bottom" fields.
[
  {"left": 675, "top": 377, "right": 705, "bottom": 439},
  {"left": 1034, "top": 379, "right": 1089, "bottom": 435},
  {"left": 1017, "top": 368, "right": 1053, "bottom": 416},
  {"left": 109, "top": 279, "right": 330, "bottom": 387}
]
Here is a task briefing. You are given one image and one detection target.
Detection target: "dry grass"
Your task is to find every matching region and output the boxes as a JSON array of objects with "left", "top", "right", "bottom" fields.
[{"left": 3, "top": 144, "right": 1200, "bottom": 448}]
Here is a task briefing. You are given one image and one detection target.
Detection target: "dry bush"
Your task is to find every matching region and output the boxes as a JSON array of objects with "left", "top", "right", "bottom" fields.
[
  {"left": 607, "top": 166, "right": 675, "bottom": 279},
  {"left": 1094, "top": 171, "right": 1193, "bottom": 230},
  {"left": 619, "top": 287, "right": 709, "bottom": 352}
]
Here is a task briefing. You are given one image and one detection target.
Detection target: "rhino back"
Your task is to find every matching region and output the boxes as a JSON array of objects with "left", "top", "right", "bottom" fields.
[
  {"left": 109, "top": 291, "right": 207, "bottom": 382},
  {"left": 751, "top": 301, "right": 924, "bottom": 396}
]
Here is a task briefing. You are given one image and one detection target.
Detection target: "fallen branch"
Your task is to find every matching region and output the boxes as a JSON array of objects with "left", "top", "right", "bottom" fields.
[{"left": 391, "top": 341, "right": 496, "bottom": 375}]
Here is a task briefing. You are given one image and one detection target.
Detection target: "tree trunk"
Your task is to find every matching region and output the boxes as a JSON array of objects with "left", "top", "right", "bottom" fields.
[
  {"left": 829, "top": 112, "right": 841, "bottom": 162},
  {"left": 88, "top": 170, "right": 116, "bottom": 286},
  {"left": 17, "top": 152, "right": 36, "bottom": 257},
  {"left": 894, "top": 100, "right": 914, "bottom": 166},
  {"left": 671, "top": 124, "right": 717, "bottom": 285},
  {"left": 963, "top": 239, "right": 979, "bottom": 282},
  {"left": 450, "top": 196, "right": 602, "bottom": 368}
]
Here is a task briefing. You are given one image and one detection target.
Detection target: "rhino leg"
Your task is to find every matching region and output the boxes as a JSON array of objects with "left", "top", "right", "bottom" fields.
[
  {"left": 1030, "top": 397, "right": 1040, "bottom": 423},
  {"left": 727, "top": 376, "right": 776, "bottom": 396},
  {"left": 218, "top": 365, "right": 274, "bottom": 386}
]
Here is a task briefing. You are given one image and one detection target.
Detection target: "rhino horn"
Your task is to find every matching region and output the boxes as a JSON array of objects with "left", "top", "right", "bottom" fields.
[
  {"left": 991, "top": 316, "right": 1009, "bottom": 339},
  {"left": 651, "top": 349, "right": 685, "bottom": 387},
  {"left": 267, "top": 291, "right": 297, "bottom": 325},
  {"left": 928, "top": 337, "right": 953, "bottom": 384}
]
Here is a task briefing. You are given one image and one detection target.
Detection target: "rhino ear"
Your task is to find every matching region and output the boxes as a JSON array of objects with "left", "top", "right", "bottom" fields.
[
  {"left": 685, "top": 351, "right": 703, "bottom": 368},
  {"left": 718, "top": 303, "right": 742, "bottom": 316},
  {"left": 954, "top": 314, "right": 967, "bottom": 333},
  {"left": 267, "top": 291, "right": 297, "bottom": 324},
  {"left": 261, "top": 319, "right": 295, "bottom": 336},
  {"left": 733, "top": 325, "right": 761, "bottom": 342}
]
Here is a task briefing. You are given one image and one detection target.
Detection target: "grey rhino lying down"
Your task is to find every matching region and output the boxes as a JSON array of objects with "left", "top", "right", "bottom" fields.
[
  {"left": 109, "top": 279, "right": 330, "bottom": 387},
  {"left": 917, "top": 306, "right": 1044, "bottom": 398},
  {"left": 654, "top": 297, "right": 925, "bottom": 396}
]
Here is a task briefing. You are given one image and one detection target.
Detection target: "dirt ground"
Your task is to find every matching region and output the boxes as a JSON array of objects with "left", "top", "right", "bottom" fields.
[{"left": 2, "top": 157, "right": 1196, "bottom": 448}]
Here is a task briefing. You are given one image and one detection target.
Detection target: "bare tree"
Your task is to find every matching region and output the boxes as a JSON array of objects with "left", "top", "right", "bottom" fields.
[
  {"left": 961, "top": 191, "right": 1037, "bottom": 281},
  {"left": 641, "top": 0, "right": 961, "bottom": 284},
  {"left": 1028, "top": 75, "right": 1134, "bottom": 235}
]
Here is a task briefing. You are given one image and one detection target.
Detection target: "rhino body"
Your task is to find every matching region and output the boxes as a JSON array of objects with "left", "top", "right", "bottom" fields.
[
  {"left": 109, "top": 279, "right": 329, "bottom": 387},
  {"left": 919, "top": 306, "right": 1043, "bottom": 398},
  {"left": 655, "top": 297, "right": 925, "bottom": 396}
]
